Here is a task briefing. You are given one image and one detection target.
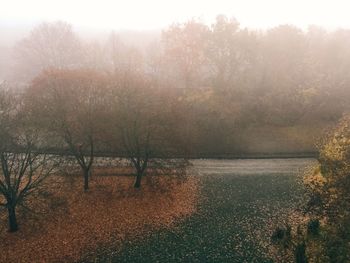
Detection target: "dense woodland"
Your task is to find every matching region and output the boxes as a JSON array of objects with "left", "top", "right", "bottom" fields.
[{"left": 2, "top": 16, "right": 350, "bottom": 156}]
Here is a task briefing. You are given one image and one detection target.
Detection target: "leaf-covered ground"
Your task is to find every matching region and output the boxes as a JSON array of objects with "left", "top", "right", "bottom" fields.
[
  {"left": 0, "top": 171, "right": 199, "bottom": 263},
  {"left": 100, "top": 158, "right": 315, "bottom": 263}
]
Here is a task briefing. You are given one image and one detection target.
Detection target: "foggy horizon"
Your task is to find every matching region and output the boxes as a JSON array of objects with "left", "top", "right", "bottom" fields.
[
  {"left": 1, "top": 1, "right": 350, "bottom": 262},
  {"left": 2, "top": 0, "right": 350, "bottom": 32},
  {"left": 2, "top": 0, "right": 350, "bottom": 48}
]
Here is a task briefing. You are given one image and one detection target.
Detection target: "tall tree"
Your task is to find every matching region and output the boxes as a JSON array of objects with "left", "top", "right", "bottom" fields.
[
  {"left": 162, "top": 20, "right": 210, "bottom": 89},
  {"left": 14, "top": 21, "right": 82, "bottom": 81},
  {"left": 106, "top": 32, "right": 145, "bottom": 74}
]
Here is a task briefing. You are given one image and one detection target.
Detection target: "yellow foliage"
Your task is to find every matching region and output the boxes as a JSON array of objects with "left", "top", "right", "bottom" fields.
[{"left": 303, "top": 165, "right": 327, "bottom": 192}]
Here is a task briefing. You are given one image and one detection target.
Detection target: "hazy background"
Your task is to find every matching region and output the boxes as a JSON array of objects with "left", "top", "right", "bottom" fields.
[
  {"left": 2, "top": 0, "right": 350, "bottom": 46},
  {"left": 1, "top": 0, "right": 350, "bottom": 156},
  {"left": 2, "top": 0, "right": 350, "bottom": 31}
]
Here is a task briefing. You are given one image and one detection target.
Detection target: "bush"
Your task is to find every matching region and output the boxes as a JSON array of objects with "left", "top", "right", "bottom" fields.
[
  {"left": 271, "top": 227, "right": 286, "bottom": 241},
  {"left": 271, "top": 224, "right": 292, "bottom": 245},
  {"left": 307, "top": 219, "right": 320, "bottom": 236}
]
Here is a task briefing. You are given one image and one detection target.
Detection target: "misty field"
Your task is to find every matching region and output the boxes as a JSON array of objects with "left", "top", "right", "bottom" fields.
[{"left": 93, "top": 158, "right": 314, "bottom": 262}]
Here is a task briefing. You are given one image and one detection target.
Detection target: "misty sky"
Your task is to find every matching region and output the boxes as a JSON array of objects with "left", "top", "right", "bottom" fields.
[{"left": 1, "top": 0, "right": 350, "bottom": 31}]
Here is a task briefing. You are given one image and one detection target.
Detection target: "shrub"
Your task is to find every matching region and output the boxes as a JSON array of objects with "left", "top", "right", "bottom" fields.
[
  {"left": 271, "top": 227, "right": 286, "bottom": 241},
  {"left": 271, "top": 224, "right": 292, "bottom": 245},
  {"left": 307, "top": 219, "right": 320, "bottom": 236}
]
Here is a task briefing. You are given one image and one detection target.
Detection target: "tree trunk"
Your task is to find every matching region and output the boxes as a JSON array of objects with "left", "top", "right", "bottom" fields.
[
  {"left": 83, "top": 168, "right": 89, "bottom": 191},
  {"left": 134, "top": 171, "right": 142, "bottom": 188},
  {"left": 8, "top": 205, "right": 18, "bottom": 232}
]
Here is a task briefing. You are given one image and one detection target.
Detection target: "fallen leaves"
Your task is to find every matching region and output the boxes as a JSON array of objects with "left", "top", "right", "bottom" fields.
[
  {"left": 108, "top": 159, "right": 314, "bottom": 262},
  {"left": 0, "top": 170, "right": 199, "bottom": 263}
]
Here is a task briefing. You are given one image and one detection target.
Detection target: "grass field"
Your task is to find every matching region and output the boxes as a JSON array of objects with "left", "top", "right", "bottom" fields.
[
  {"left": 97, "top": 158, "right": 315, "bottom": 263},
  {"left": 0, "top": 158, "right": 314, "bottom": 262}
]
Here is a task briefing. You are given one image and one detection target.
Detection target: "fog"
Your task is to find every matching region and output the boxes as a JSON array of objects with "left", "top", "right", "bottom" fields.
[
  {"left": 2, "top": 10, "right": 350, "bottom": 155},
  {"left": 3, "top": 0, "right": 350, "bottom": 30},
  {"left": 2, "top": 2, "right": 350, "bottom": 262},
  {"left": 1, "top": 0, "right": 350, "bottom": 157}
]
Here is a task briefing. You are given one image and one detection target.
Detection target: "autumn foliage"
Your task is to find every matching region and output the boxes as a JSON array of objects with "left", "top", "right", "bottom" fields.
[
  {"left": 271, "top": 115, "right": 350, "bottom": 262},
  {"left": 0, "top": 170, "right": 199, "bottom": 262}
]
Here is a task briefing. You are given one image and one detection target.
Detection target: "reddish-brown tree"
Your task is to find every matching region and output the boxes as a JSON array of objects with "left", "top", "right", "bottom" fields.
[{"left": 26, "top": 69, "right": 109, "bottom": 191}]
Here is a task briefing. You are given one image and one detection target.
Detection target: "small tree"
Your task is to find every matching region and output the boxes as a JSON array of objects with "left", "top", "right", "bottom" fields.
[
  {"left": 112, "top": 74, "right": 153, "bottom": 188},
  {"left": 27, "top": 69, "right": 109, "bottom": 191},
  {"left": 0, "top": 139, "right": 60, "bottom": 232},
  {"left": 112, "top": 72, "right": 188, "bottom": 188},
  {"left": 0, "top": 88, "right": 59, "bottom": 232}
]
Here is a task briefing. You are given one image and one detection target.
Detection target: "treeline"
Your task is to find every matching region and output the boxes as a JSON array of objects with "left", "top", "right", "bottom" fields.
[{"left": 3, "top": 16, "right": 350, "bottom": 155}]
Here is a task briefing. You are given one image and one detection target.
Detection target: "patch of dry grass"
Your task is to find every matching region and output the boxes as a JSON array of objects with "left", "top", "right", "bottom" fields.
[{"left": 0, "top": 171, "right": 199, "bottom": 263}]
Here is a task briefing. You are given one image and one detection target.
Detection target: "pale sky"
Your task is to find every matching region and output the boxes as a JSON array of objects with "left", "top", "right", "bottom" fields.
[{"left": 1, "top": 0, "right": 350, "bottom": 30}]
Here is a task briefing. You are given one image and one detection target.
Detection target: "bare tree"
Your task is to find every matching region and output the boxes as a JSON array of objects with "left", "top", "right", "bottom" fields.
[
  {"left": 120, "top": 115, "right": 152, "bottom": 188},
  {"left": 0, "top": 139, "right": 60, "bottom": 232},
  {"left": 0, "top": 87, "right": 60, "bottom": 232},
  {"left": 14, "top": 21, "right": 82, "bottom": 81}
]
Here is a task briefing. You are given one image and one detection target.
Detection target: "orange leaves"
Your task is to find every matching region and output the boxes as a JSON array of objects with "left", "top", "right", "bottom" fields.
[{"left": 0, "top": 173, "right": 199, "bottom": 263}]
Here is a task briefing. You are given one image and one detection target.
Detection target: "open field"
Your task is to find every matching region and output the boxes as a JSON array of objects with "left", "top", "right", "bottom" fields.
[
  {"left": 0, "top": 158, "right": 316, "bottom": 262},
  {"left": 100, "top": 158, "right": 315, "bottom": 262}
]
